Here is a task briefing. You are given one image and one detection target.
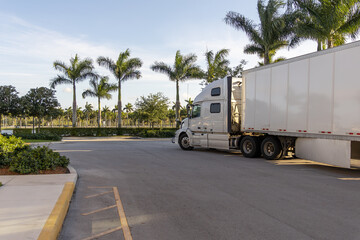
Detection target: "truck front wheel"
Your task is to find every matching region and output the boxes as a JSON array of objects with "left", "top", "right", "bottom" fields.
[
  {"left": 261, "top": 136, "right": 283, "bottom": 160},
  {"left": 240, "top": 136, "right": 260, "bottom": 158},
  {"left": 179, "top": 133, "right": 193, "bottom": 151}
]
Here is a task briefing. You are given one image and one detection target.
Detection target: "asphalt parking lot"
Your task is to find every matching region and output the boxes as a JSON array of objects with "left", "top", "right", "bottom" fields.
[{"left": 49, "top": 138, "right": 360, "bottom": 240}]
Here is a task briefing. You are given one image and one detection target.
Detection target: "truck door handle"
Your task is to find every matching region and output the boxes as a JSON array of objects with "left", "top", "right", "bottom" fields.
[{"left": 197, "top": 127, "right": 201, "bottom": 129}]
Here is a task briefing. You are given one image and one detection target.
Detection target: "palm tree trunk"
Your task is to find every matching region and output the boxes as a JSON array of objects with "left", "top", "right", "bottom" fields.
[
  {"left": 317, "top": 40, "right": 322, "bottom": 51},
  {"left": 32, "top": 116, "right": 35, "bottom": 133},
  {"left": 264, "top": 51, "right": 270, "bottom": 65},
  {"left": 327, "top": 38, "right": 333, "bottom": 49},
  {"left": 98, "top": 97, "right": 101, "bottom": 128},
  {"left": 0, "top": 114, "right": 2, "bottom": 132},
  {"left": 175, "top": 79, "right": 180, "bottom": 128},
  {"left": 72, "top": 83, "right": 77, "bottom": 127},
  {"left": 117, "top": 80, "right": 122, "bottom": 128}
]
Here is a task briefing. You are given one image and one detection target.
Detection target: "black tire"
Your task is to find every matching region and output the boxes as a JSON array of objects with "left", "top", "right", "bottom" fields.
[
  {"left": 261, "top": 136, "right": 283, "bottom": 160},
  {"left": 179, "top": 134, "right": 193, "bottom": 150},
  {"left": 240, "top": 136, "right": 260, "bottom": 158}
]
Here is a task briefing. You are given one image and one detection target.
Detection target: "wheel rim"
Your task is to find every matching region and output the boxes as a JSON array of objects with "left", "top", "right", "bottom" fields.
[
  {"left": 243, "top": 140, "right": 253, "bottom": 154},
  {"left": 263, "top": 142, "right": 275, "bottom": 156},
  {"left": 181, "top": 136, "right": 190, "bottom": 148}
]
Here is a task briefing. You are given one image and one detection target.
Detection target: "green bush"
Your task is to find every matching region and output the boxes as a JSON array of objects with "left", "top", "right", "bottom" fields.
[
  {"left": 0, "top": 135, "right": 27, "bottom": 153},
  {"left": 9, "top": 146, "right": 69, "bottom": 174},
  {"left": 13, "top": 127, "right": 176, "bottom": 138},
  {"left": 0, "top": 135, "right": 70, "bottom": 173}
]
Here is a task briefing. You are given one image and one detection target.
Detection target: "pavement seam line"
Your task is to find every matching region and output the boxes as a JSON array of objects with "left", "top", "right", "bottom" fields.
[
  {"left": 113, "top": 187, "right": 133, "bottom": 240},
  {"left": 37, "top": 182, "right": 75, "bottom": 240}
]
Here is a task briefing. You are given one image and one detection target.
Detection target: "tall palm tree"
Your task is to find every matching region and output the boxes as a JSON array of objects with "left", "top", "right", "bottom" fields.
[
  {"left": 225, "top": 0, "right": 296, "bottom": 65},
  {"left": 151, "top": 50, "right": 203, "bottom": 127},
  {"left": 290, "top": 0, "right": 360, "bottom": 50},
  {"left": 204, "top": 49, "right": 230, "bottom": 84},
  {"left": 50, "top": 54, "right": 96, "bottom": 127},
  {"left": 82, "top": 76, "right": 117, "bottom": 128},
  {"left": 97, "top": 49, "right": 142, "bottom": 128}
]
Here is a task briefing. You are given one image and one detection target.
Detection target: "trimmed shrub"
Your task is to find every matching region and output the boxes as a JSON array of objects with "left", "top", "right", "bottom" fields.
[
  {"left": 9, "top": 146, "right": 69, "bottom": 174},
  {"left": 0, "top": 135, "right": 70, "bottom": 173},
  {"left": 14, "top": 132, "right": 62, "bottom": 141},
  {"left": 13, "top": 127, "right": 176, "bottom": 138}
]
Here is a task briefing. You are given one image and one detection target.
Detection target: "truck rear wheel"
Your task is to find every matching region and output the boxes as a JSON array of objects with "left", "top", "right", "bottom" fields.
[
  {"left": 179, "top": 133, "right": 193, "bottom": 151},
  {"left": 261, "top": 136, "right": 283, "bottom": 160},
  {"left": 240, "top": 136, "right": 260, "bottom": 158}
]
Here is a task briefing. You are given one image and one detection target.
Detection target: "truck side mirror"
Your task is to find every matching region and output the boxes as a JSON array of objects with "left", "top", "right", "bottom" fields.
[{"left": 186, "top": 104, "right": 192, "bottom": 118}]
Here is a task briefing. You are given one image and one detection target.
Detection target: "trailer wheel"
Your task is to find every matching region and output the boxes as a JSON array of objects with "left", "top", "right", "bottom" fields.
[
  {"left": 240, "top": 136, "right": 260, "bottom": 158},
  {"left": 179, "top": 133, "right": 193, "bottom": 151},
  {"left": 261, "top": 136, "right": 283, "bottom": 160}
]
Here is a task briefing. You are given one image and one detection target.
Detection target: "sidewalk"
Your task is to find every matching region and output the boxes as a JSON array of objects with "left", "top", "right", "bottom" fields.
[{"left": 0, "top": 166, "right": 77, "bottom": 240}]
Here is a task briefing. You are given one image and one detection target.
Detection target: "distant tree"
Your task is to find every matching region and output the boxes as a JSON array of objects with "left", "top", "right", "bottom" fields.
[
  {"left": 123, "top": 103, "right": 134, "bottom": 121},
  {"left": 167, "top": 109, "right": 176, "bottom": 127},
  {"left": 203, "top": 49, "right": 230, "bottom": 84},
  {"left": 50, "top": 54, "right": 96, "bottom": 127},
  {"left": 82, "top": 76, "right": 117, "bottom": 128},
  {"left": 289, "top": 0, "right": 360, "bottom": 50},
  {"left": 23, "top": 87, "right": 60, "bottom": 132},
  {"left": 151, "top": 50, "right": 203, "bottom": 128},
  {"left": 227, "top": 60, "right": 247, "bottom": 77},
  {"left": 83, "top": 102, "right": 93, "bottom": 127},
  {"left": 135, "top": 93, "right": 169, "bottom": 128},
  {"left": 97, "top": 49, "right": 142, "bottom": 128},
  {"left": 0, "top": 85, "right": 20, "bottom": 131},
  {"left": 225, "top": 0, "right": 296, "bottom": 65},
  {"left": 64, "top": 107, "right": 72, "bottom": 126},
  {"left": 101, "top": 106, "right": 111, "bottom": 127}
]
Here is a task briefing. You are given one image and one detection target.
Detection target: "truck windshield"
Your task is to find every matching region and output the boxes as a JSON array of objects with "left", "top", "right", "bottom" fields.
[{"left": 192, "top": 104, "right": 201, "bottom": 118}]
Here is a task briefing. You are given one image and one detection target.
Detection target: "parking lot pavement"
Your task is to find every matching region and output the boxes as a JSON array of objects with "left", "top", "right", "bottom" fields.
[{"left": 49, "top": 138, "right": 360, "bottom": 240}]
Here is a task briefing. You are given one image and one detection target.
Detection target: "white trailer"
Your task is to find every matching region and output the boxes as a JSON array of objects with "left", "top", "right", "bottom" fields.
[{"left": 173, "top": 41, "right": 360, "bottom": 168}]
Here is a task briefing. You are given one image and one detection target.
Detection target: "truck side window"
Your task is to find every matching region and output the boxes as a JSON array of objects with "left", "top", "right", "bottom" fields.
[
  {"left": 192, "top": 104, "right": 201, "bottom": 118},
  {"left": 210, "top": 103, "right": 221, "bottom": 113},
  {"left": 211, "top": 87, "right": 221, "bottom": 96}
]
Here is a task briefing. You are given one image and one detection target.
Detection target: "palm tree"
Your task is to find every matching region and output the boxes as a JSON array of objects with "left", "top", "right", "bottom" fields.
[
  {"left": 225, "top": 0, "right": 296, "bottom": 65},
  {"left": 50, "top": 54, "right": 96, "bottom": 127},
  {"left": 204, "top": 49, "right": 230, "bottom": 84},
  {"left": 83, "top": 102, "right": 93, "bottom": 127},
  {"left": 123, "top": 103, "right": 134, "bottom": 122},
  {"left": 97, "top": 49, "right": 142, "bottom": 128},
  {"left": 151, "top": 50, "right": 203, "bottom": 127},
  {"left": 102, "top": 106, "right": 111, "bottom": 127},
  {"left": 82, "top": 76, "right": 117, "bottom": 128},
  {"left": 64, "top": 107, "right": 72, "bottom": 126},
  {"left": 290, "top": 0, "right": 360, "bottom": 50}
]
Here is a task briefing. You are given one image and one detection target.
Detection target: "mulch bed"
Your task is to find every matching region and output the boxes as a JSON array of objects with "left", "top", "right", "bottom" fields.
[{"left": 0, "top": 166, "right": 69, "bottom": 175}]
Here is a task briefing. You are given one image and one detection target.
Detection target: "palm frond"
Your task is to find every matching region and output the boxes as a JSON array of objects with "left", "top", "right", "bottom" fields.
[
  {"left": 151, "top": 62, "right": 174, "bottom": 80},
  {"left": 82, "top": 89, "right": 97, "bottom": 99},
  {"left": 50, "top": 75, "right": 72, "bottom": 88}
]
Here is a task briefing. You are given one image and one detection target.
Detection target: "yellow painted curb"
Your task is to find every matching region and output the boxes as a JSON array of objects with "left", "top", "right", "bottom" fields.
[{"left": 38, "top": 182, "right": 75, "bottom": 240}]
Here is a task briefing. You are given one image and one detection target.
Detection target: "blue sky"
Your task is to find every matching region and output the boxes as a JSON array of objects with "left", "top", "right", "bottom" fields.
[{"left": 0, "top": 0, "right": 319, "bottom": 110}]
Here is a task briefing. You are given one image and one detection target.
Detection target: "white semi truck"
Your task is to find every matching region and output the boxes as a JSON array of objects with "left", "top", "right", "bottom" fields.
[{"left": 173, "top": 40, "right": 360, "bottom": 168}]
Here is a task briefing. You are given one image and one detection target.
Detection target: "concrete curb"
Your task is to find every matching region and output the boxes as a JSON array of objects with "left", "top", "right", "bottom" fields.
[{"left": 37, "top": 165, "right": 78, "bottom": 240}]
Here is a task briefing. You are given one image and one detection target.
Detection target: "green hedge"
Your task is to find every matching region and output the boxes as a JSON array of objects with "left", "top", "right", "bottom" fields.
[
  {"left": 0, "top": 135, "right": 69, "bottom": 174},
  {"left": 13, "top": 127, "right": 177, "bottom": 138},
  {"left": 14, "top": 132, "right": 62, "bottom": 141}
]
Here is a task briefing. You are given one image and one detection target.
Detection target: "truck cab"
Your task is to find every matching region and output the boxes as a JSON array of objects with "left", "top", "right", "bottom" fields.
[{"left": 174, "top": 77, "right": 242, "bottom": 150}]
